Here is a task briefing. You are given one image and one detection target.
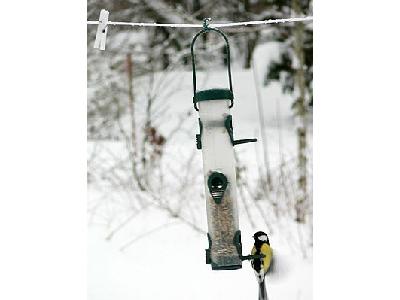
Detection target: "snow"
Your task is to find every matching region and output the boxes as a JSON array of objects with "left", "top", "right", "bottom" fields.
[
  {"left": 88, "top": 220, "right": 312, "bottom": 300},
  {"left": 88, "top": 43, "right": 312, "bottom": 299}
]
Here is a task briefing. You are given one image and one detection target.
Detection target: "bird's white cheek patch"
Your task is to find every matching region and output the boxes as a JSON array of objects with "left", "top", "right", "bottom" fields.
[{"left": 259, "top": 235, "right": 268, "bottom": 242}]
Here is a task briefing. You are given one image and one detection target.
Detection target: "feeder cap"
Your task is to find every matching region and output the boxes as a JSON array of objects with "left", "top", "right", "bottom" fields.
[{"left": 194, "top": 88, "right": 233, "bottom": 103}]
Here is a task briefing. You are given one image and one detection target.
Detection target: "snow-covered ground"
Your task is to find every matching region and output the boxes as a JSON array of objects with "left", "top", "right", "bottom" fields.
[
  {"left": 88, "top": 43, "right": 312, "bottom": 300},
  {"left": 88, "top": 219, "right": 312, "bottom": 300}
]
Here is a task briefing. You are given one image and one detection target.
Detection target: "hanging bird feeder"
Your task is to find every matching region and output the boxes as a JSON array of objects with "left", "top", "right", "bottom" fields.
[{"left": 191, "top": 19, "right": 258, "bottom": 270}]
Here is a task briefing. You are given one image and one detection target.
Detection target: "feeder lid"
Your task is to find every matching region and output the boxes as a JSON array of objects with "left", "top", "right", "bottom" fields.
[{"left": 194, "top": 88, "right": 233, "bottom": 103}]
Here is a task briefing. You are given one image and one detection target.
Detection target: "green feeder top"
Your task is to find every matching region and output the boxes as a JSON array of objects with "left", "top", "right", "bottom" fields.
[
  {"left": 191, "top": 19, "right": 234, "bottom": 111},
  {"left": 194, "top": 89, "right": 233, "bottom": 102}
]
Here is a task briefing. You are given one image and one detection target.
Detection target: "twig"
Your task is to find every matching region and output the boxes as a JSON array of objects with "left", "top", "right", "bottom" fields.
[{"left": 120, "top": 221, "right": 178, "bottom": 251}]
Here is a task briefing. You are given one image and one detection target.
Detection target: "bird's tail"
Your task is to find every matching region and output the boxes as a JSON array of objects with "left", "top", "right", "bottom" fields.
[{"left": 258, "top": 279, "right": 268, "bottom": 300}]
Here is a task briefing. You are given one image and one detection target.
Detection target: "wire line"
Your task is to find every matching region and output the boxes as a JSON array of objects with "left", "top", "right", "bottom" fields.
[{"left": 87, "top": 16, "right": 313, "bottom": 28}]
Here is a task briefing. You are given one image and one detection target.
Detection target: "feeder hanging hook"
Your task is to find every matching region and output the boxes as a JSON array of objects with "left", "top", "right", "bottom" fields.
[
  {"left": 203, "top": 18, "right": 212, "bottom": 30},
  {"left": 190, "top": 22, "right": 234, "bottom": 111}
]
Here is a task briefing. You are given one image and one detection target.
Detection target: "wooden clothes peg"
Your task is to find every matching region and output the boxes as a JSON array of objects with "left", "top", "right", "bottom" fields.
[{"left": 93, "top": 9, "right": 109, "bottom": 51}]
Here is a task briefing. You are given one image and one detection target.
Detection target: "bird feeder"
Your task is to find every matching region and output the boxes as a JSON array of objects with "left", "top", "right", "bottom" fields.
[{"left": 191, "top": 21, "right": 257, "bottom": 270}]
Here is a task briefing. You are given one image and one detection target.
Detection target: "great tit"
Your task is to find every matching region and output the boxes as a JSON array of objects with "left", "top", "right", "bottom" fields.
[{"left": 251, "top": 231, "right": 273, "bottom": 300}]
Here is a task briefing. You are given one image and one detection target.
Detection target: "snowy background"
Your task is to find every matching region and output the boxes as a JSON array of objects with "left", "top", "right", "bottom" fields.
[
  {"left": 5, "top": 3, "right": 400, "bottom": 300},
  {"left": 87, "top": 1, "right": 313, "bottom": 299}
]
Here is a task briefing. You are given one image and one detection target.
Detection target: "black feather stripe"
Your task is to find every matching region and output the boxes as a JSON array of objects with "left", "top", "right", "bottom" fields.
[{"left": 258, "top": 280, "right": 268, "bottom": 300}]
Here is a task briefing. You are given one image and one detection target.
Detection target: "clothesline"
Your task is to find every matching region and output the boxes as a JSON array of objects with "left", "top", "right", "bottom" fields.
[
  {"left": 87, "top": 16, "right": 313, "bottom": 28},
  {"left": 90, "top": 9, "right": 313, "bottom": 50}
]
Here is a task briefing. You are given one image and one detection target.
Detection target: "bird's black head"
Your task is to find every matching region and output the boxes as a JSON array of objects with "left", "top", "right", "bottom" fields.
[{"left": 253, "top": 231, "right": 270, "bottom": 246}]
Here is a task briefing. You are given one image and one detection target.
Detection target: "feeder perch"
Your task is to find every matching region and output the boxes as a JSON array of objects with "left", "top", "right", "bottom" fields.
[{"left": 191, "top": 23, "right": 257, "bottom": 270}]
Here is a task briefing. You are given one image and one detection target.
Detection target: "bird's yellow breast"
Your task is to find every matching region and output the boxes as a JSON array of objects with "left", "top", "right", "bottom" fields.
[{"left": 252, "top": 243, "right": 273, "bottom": 272}]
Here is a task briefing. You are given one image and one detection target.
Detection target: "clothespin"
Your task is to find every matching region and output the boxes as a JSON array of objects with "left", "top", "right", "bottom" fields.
[{"left": 94, "top": 9, "right": 109, "bottom": 50}]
